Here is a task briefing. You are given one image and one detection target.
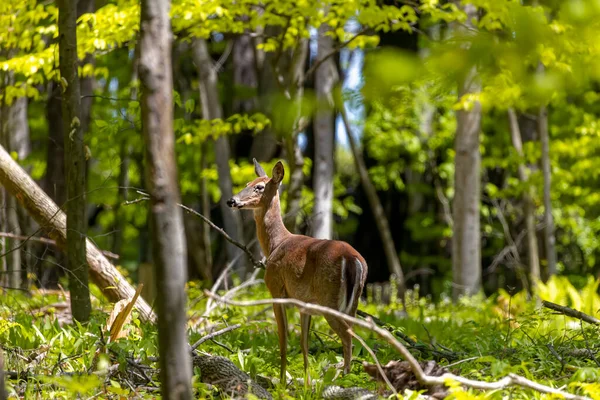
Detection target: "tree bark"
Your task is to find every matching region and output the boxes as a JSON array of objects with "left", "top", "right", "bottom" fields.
[
  {"left": 312, "top": 26, "right": 337, "bottom": 240},
  {"left": 44, "top": 83, "right": 66, "bottom": 205},
  {"left": 112, "top": 142, "right": 130, "bottom": 256},
  {"left": 77, "top": 0, "right": 95, "bottom": 135},
  {"left": 340, "top": 107, "right": 406, "bottom": 296},
  {"left": 538, "top": 104, "right": 557, "bottom": 277},
  {"left": 112, "top": 47, "right": 139, "bottom": 256},
  {"left": 233, "top": 34, "right": 258, "bottom": 114},
  {"left": 192, "top": 38, "right": 245, "bottom": 274},
  {"left": 0, "top": 144, "right": 156, "bottom": 322},
  {"left": 139, "top": 0, "right": 192, "bottom": 395},
  {"left": 508, "top": 108, "right": 540, "bottom": 285},
  {"left": 250, "top": 27, "right": 280, "bottom": 162},
  {"left": 0, "top": 73, "right": 30, "bottom": 288},
  {"left": 199, "top": 142, "right": 213, "bottom": 276},
  {"left": 0, "top": 349, "right": 5, "bottom": 400},
  {"left": 283, "top": 39, "right": 309, "bottom": 233},
  {"left": 58, "top": 0, "right": 91, "bottom": 322},
  {"left": 452, "top": 3, "right": 482, "bottom": 300}
]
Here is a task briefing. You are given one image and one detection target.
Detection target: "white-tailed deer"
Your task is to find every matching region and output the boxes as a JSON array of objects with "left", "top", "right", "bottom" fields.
[{"left": 227, "top": 159, "right": 368, "bottom": 383}]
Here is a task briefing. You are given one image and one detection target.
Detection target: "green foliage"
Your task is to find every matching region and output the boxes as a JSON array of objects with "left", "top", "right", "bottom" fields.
[{"left": 4, "top": 276, "right": 600, "bottom": 398}]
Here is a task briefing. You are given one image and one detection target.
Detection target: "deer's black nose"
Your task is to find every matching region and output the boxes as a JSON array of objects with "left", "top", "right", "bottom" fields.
[{"left": 227, "top": 198, "right": 237, "bottom": 208}]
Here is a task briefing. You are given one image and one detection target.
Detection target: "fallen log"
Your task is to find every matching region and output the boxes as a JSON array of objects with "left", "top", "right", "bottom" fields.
[{"left": 0, "top": 145, "right": 156, "bottom": 323}]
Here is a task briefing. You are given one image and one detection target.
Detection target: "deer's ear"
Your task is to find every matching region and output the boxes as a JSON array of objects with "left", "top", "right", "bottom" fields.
[
  {"left": 253, "top": 158, "right": 266, "bottom": 177},
  {"left": 272, "top": 161, "right": 285, "bottom": 183}
]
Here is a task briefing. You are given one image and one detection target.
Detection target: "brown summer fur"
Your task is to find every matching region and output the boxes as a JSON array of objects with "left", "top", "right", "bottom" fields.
[{"left": 228, "top": 159, "right": 368, "bottom": 384}]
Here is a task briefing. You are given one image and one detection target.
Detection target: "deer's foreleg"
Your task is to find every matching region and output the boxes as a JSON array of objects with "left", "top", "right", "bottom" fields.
[{"left": 273, "top": 303, "right": 288, "bottom": 383}]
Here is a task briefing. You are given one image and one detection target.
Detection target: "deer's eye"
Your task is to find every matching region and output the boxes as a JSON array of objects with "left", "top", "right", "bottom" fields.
[{"left": 255, "top": 185, "right": 264, "bottom": 192}]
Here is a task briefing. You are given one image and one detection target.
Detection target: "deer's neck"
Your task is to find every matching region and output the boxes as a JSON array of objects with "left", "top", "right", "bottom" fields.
[{"left": 254, "top": 194, "right": 290, "bottom": 257}]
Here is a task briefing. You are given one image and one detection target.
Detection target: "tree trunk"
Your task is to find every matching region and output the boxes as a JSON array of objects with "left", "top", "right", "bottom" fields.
[
  {"left": 451, "top": 3, "right": 482, "bottom": 300},
  {"left": 44, "top": 83, "right": 66, "bottom": 205},
  {"left": 0, "top": 144, "right": 156, "bottom": 322},
  {"left": 112, "top": 142, "right": 130, "bottom": 256},
  {"left": 40, "top": 82, "right": 66, "bottom": 288},
  {"left": 0, "top": 189, "right": 6, "bottom": 287},
  {"left": 283, "top": 39, "right": 309, "bottom": 233},
  {"left": 192, "top": 38, "right": 245, "bottom": 274},
  {"left": 538, "top": 104, "right": 557, "bottom": 277},
  {"left": 340, "top": 107, "right": 406, "bottom": 296},
  {"left": 508, "top": 108, "right": 540, "bottom": 285},
  {"left": 77, "top": 0, "right": 95, "bottom": 135},
  {"left": 312, "top": 26, "right": 337, "bottom": 240},
  {"left": 58, "top": 0, "right": 91, "bottom": 322},
  {"left": 0, "top": 72, "right": 30, "bottom": 289},
  {"left": 250, "top": 27, "right": 280, "bottom": 162},
  {"left": 0, "top": 349, "right": 5, "bottom": 400},
  {"left": 199, "top": 142, "right": 213, "bottom": 276},
  {"left": 139, "top": 0, "right": 192, "bottom": 395},
  {"left": 113, "top": 47, "right": 139, "bottom": 256},
  {"left": 232, "top": 34, "right": 258, "bottom": 114}
]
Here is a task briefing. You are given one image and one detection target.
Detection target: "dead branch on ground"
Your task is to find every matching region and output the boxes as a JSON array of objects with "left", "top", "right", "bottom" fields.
[
  {"left": 542, "top": 300, "right": 600, "bottom": 325},
  {"left": 205, "top": 292, "right": 590, "bottom": 400}
]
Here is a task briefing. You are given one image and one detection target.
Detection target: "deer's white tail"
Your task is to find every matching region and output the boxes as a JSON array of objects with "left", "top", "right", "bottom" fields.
[{"left": 339, "top": 257, "right": 364, "bottom": 315}]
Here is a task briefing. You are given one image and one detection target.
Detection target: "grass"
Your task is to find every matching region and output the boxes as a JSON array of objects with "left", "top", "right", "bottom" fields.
[{"left": 1, "top": 276, "right": 600, "bottom": 399}]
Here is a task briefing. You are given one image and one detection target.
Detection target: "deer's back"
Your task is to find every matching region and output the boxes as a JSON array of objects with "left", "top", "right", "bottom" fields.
[{"left": 265, "top": 234, "right": 367, "bottom": 308}]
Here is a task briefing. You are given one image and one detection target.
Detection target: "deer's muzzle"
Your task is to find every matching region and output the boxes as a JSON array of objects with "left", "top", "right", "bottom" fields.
[{"left": 227, "top": 197, "right": 240, "bottom": 208}]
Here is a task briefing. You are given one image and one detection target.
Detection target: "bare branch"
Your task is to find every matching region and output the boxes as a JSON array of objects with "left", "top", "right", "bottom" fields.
[
  {"left": 191, "top": 324, "right": 241, "bottom": 351},
  {"left": 124, "top": 194, "right": 265, "bottom": 269},
  {"left": 205, "top": 292, "right": 590, "bottom": 400},
  {"left": 542, "top": 301, "right": 600, "bottom": 325},
  {"left": 0, "top": 232, "right": 120, "bottom": 260},
  {"left": 304, "top": 27, "right": 369, "bottom": 84}
]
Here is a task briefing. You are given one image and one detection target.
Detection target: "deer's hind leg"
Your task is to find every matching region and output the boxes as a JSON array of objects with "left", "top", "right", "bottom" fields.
[
  {"left": 300, "top": 313, "right": 312, "bottom": 386},
  {"left": 324, "top": 315, "right": 353, "bottom": 374}
]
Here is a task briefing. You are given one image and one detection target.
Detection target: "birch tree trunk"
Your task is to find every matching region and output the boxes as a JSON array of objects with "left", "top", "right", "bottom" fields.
[
  {"left": 58, "top": 0, "right": 91, "bottom": 322},
  {"left": 139, "top": 0, "right": 192, "bottom": 395},
  {"left": 538, "top": 104, "right": 557, "bottom": 277},
  {"left": 452, "top": 3, "right": 482, "bottom": 299},
  {"left": 508, "top": 108, "right": 540, "bottom": 285},
  {"left": 192, "top": 38, "right": 245, "bottom": 274},
  {"left": 312, "top": 26, "right": 337, "bottom": 240}
]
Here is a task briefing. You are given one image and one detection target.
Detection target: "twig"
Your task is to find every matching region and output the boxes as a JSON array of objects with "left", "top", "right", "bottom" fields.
[
  {"left": 205, "top": 292, "right": 590, "bottom": 400},
  {"left": 124, "top": 194, "right": 264, "bottom": 269},
  {"left": 580, "top": 320, "right": 600, "bottom": 367},
  {"left": 348, "top": 329, "right": 397, "bottom": 396},
  {"left": 0, "top": 232, "right": 120, "bottom": 260},
  {"left": 546, "top": 344, "right": 565, "bottom": 373},
  {"left": 542, "top": 301, "right": 600, "bottom": 325},
  {"left": 191, "top": 324, "right": 241, "bottom": 351},
  {"left": 303, "top": 27, "right": 370, "bottom": 84},
  {"left": 444, "top": 356, "right": 479, "bottom": 369}
]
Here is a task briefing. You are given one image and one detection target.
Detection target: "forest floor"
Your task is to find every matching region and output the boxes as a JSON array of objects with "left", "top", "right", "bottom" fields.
[{"left": 1, "top": 275, "right": 600, "bottom": 399}]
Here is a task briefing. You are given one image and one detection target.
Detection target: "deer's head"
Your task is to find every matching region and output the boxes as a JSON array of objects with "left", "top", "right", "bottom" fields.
[{"left": 227, "top": 159, "right": 284, "bottom": 210}]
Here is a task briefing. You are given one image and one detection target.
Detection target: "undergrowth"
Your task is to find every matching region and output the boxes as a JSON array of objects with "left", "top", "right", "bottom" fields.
[{"left": 1, "top": 275, "right": 600, "bottom": 399}]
